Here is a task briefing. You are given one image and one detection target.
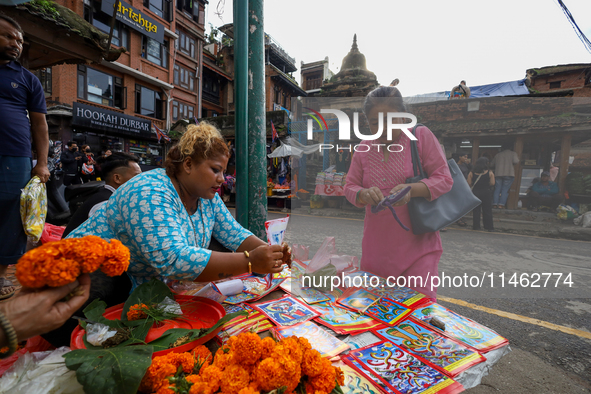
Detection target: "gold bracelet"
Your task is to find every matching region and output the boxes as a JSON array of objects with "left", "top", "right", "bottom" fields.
[
  {"left": 0, "top": 311, "right": 18, "bottom": 359},
  {"left": 243, "top": 251, "right": 251, "bottom": 274}
]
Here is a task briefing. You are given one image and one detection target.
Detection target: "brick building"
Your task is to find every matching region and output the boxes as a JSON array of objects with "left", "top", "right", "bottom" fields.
[
  {"left": 526, "top": 63, "right": 591, "bottom": 97},
  {"left": 36, "top": 0, "right": 206, "bottom": 167}
]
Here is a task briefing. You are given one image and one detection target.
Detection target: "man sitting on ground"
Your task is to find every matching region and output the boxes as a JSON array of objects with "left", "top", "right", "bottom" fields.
[
  {"left": 528, "top": 171, "right": 563, "bottom": 212},
  {"left": 62, "top": 152, "right": 141, "bottom": 238}
]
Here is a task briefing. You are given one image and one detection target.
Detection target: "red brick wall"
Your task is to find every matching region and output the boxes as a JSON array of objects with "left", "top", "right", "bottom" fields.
[{"left": 531, "top": 70, "right": 587, "bottom": 92}]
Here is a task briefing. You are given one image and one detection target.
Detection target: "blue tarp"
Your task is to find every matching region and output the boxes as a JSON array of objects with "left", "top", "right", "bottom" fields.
[{"left": 406, "top": 79, "right": 530, "bottom": 104}]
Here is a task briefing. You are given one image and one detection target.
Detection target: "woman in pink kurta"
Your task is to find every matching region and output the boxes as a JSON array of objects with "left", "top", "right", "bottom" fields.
[{"left": 344, "top": 87, "right": 452, "bottom": 298}]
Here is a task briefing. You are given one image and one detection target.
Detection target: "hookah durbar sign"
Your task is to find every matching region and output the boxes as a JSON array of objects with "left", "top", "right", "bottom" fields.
[
  {"left": 102, "top": 0, "right": 164, "bottom": 44},
  {"left": 72, "top": 102, "right": 152, "bottom": 139}
]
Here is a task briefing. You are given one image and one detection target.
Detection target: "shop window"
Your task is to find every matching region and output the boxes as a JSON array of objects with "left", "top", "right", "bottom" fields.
[
  {"left": 142, "top": 37, "right": 168, "bottom": 68},
  {"left": 33, "top": 67, "right": 52, "bottom": 95},
  {"left": 84, "top": 1, "right": 129, "bottom": 48},
  {"left": 143, "top": 0, "right": 170, "bottom": 20},
  {"left": 135, "top": 85, "right": 165, "bottom": 119},
  {"left": 176, "top": 0, "right": 199, "bottom": 22},
  {"left": 78, "top": 65, "right": 125, "bottom": 109},
  {"left": 173, "top": 64, "right": 195, "bottom": 91},
  {"left": 172, "top": 100, "right": 194, "bottom": 121},
  {"left": 175, "top": 29, "right": 196, "bottom": 58}
]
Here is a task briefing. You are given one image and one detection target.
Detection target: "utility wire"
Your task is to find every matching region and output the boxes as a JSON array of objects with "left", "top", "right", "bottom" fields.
[{"left": 557, "top": 0, "right": 591, "bottom": 54}]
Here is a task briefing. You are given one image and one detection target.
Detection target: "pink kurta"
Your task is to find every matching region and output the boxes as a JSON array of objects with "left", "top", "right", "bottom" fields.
[{"left": 344, "top": 126, "right": 452, "bottom": 298}]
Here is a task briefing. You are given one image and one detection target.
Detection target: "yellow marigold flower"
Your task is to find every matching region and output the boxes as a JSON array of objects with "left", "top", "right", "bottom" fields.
[
  {"left": 77, "top": 235, "right": 108, "bottom": 273},
  {"left": 232, "top": 332, "right": 262, "bottom": 365},
  {"left": 297, "top": 336, "right": 312, "bottom": 353},
  {"left": 188, "top": 381, "right": 212, "bottom": 394},
  {"left": 100, "top": 239, "right": 130, "bottom": 276},
  {"left": 192, "top": 345, "right": 213, "bottom": 370},
  {"left": 155, "top": 385, "right": 175, "bottom": 394},
  {"left": 220, "top": 364, "right": 249, "bottom": 394},
  {"left": 127, "top": 303, "right": 149, "bottom": 321}
]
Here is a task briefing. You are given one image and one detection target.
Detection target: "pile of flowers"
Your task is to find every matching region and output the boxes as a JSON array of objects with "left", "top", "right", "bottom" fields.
[
  {"left": 139, "top": 332, "right": 344, "bottom": 394},
  {"left": 16, "top": 235, "right": 130, "bottom": 288}
]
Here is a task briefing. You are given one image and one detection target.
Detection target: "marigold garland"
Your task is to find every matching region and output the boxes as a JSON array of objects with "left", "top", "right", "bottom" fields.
[{"left": 16, "top": 236, "right": 130, "bottom": 288}]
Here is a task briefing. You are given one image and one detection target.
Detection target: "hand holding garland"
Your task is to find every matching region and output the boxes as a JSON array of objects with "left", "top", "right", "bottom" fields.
[{"left": 0, "top": 274, "right": 91, "bottom": 352}]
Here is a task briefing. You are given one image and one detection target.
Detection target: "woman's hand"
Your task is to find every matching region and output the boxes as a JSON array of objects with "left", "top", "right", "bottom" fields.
[
  {"left": 249, "top": 244, "right": 285, "bottom": 274},
  {"left": 389, "top": 184, "right": 412, "bottom": 206},
  {"left": 358, "top": 187, "right": 384, "bottom": 206},
  {"left": 0, "top": 274, "right": 91, "bottom": 342}
]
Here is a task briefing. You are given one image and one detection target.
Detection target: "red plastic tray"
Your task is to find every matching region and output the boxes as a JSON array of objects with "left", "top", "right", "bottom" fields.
[{"left": 70, "top": 295, "right": 225, "bottom": 357}]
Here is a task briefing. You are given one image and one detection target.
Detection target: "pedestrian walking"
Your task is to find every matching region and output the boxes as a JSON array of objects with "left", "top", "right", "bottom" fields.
[
  {"left": 60, "top": 141, "right": 86, "bottom": 186},
  {"left": 0, "top": 14, "right": 49, "bottom": 298},
  {"left": 491, "top": 144, "right": 519, "bottom": 208},
  {"left": 468, "top": 157, "right": 495, "bottom": 231}
]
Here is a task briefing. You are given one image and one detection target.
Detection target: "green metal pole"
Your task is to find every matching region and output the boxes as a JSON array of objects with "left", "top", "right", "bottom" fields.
[
  {"left": 234, "top": 0, "right": 249, "bottom": 227},
  {"left": 247, "top": 0, "right": 267, "bottom": 238}
]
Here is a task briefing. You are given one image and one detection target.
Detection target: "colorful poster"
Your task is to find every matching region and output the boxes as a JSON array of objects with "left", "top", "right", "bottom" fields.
[
  {"left": 313, "top": 300, "right": 385, "bottom": 335},
  {"left": 273, "top": 321, "right": 349, "bottom": 358},
  {"left": 297, "top": 287, "right": 330, "bottom": 304},
  {"left": 364, "top": 297, "right": 412, "bottom": 326},
  {"left": 368, "top": 283, "right": 428, "bottom": 308},
  {"left": 412, "top": 303, "right": 509, "bottom": 352},
  {"left": 349, "top": 341, "right": 464, "bottom": 394},
  {"left": 252, "top": 295, "right": 320, "bottom": 327},
  {"left": 337, "top": 289, "right": 381, "bottom": 312},
  {"left": 374, "top": 319, "right": 486, "bottom": 378},
  {"left": 341, "top": 355, "right": 396, "bottom": 394},
  {"left": 223, "top": 274, "right": 286, "bottom": 305}
]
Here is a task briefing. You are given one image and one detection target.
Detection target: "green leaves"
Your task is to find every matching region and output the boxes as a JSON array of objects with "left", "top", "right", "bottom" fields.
[
  {"left": 147, "top": 311, "right": 247, "bottom": 351},
  {"left": 64, "top": 346, "right": 154, "bottom": 394},
  {"left": 122, "top": 278, "right": 174, "bottom": 321}
]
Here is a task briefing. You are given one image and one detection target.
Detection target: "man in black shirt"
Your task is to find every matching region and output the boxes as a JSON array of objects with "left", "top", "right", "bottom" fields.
[
  {"left": 62, "top": 152, "right": 141, "bottom": 238},
  {"left": 457, "top": 153, "right": 472, "bottom": 179},
  {"left": 60, "top": 141, "right": 86, "bottom": 186}
]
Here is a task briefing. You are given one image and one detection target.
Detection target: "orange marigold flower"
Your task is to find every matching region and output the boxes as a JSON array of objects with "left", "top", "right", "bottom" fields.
[
  {"left": 254, "top": 357, "right": 284, "bottom": 392},
  {"left": 170, "top": 352, "right": 195, "bottom": 374},
  {"left": 192, "top": 345, "right": 213, "bottom": 371},
  {"left": 188, "top": 381, "right": 211, "bottom": 394},
  {"left": 139, "top": 355, "right": 177, "bottom": 393},
  {"left": 0, "top": 347, "right": 9, "bottom": 354},
  {"left": 238, "top": 387, "right": 260, "bottom": 394},
  {"left": 127, "top": 303, "right": 149, "bottom": 321},
  {"left": 45, "top": 258, "right": 81, "bottom": 287},
  {"left": 220, "top": 364, "right": 249, "bottom": 394},
  {"left": 213, "top": 348, "right": 232, "bottom": 371},
  {"left": 302, "top": 348, "right": 325, "bottom": 378},
  {"left": 335, "top": 366, "right": 344, "bottom": 386},
  {"left": 155, "top": 385, "right": 176, "bottom": 394},
  {"left": 274, "top": 337, "right": 303, "bottom": 364},
  {"left": 259, "top": 336, "right": 276, "bottom": 360},
  {"left": 100, "top": 239, "right": 130, "bottom": 276},
  {"left": 297, "top": 336, "right": 312, "bottom": 353},
  {"left": 77, "top": 235, "right": 108, "bottom": 273},
  {"left": 232, "top": 332, "right": 262, "bottom": 365},
  {"left": 307, "top": 359, "right": 336, "bottom": 393},
  {"left": 198, "top": 365, "right": 222, "bottom": 392}
]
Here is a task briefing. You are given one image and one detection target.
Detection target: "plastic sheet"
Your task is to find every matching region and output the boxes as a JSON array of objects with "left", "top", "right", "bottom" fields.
[
  {"left": 0, "top": 347, "right": 83, "bottom": 394},
  {"left": 292, "top": 244, "right": 309, "bottom": 261},
  {"left": 157, "top": 296, "right": 183, "bottom": 315},
  {"left": 19, "top": 176, "right": 47, "bottom": 243},
  {"left": 86, "top": 323, "right": 117, "bottom": 347},
  {"left": 40, "top": 223, "right": 65, "bottom": 244},
  {"left": 574, "top": 212, "right": 591, "bottom": 228},
  {"left": 454, "top": 345, "right": 512, "bottom": 389}
]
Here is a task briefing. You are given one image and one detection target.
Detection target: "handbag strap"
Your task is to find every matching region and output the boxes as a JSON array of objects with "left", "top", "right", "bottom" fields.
[
  {"left": 470, "top": 173, "right": 484, "bottom": 191},
  {"left": 409, "top": 124, "right": 426, "bottom": 179}
]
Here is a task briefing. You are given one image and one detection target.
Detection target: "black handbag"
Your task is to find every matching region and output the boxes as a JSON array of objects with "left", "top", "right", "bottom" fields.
[{"left": 405, "top": 125, "right": 481, "bottom": 234}]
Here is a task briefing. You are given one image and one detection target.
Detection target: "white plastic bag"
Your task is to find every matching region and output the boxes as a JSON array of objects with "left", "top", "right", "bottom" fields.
[
  {"left": 573, "top": 212, "right": 591, "bottom": 228},
  {"left": 0, "top": 347, "right": 83, "bottom": 394},
  {"left": 86, "top": 323, "right": 117, "bottom": 347}
]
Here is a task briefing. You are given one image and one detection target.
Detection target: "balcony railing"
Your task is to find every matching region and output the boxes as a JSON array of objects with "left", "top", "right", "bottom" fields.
[{"left": 264, "top": 33, "right": 295, "bottom": 67}]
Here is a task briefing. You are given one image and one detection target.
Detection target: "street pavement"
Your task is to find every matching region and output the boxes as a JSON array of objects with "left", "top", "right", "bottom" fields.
[{"left": 265, "top": 210, "right": 591, "bottom": 393}]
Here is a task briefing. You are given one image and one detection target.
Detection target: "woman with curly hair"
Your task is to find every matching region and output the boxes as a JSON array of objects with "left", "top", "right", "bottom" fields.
[{"left": 68, "top": 122, "right": 284, "bottom": 288}]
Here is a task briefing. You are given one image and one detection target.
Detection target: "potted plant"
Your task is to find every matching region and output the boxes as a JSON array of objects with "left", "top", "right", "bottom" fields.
[{"left": 310, "top": 194, "right": 324, "bottom": 209}]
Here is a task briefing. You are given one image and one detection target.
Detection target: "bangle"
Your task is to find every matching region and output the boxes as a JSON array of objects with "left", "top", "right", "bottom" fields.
[
  {"left": 244, "top": 251, "right": 251, "bottom": 274},
  {"left": 0, "top": 311, "right": 18, "bottom": 359},
  {"left": 356, "top": 189, "right": 363, "bottom": 203}
]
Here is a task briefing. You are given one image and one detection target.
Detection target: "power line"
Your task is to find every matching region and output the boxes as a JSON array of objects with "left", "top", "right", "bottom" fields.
[{"left": 556, "top": 0, "right": 591, "bottom": 54}]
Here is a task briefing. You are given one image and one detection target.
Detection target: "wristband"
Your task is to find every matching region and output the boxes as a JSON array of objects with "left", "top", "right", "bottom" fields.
[
  {"left": 356, "top": 189, "right": 364, "bottom": 204},
  {"left": 0, "top": 311, "right": 18, "bottom": 359}
]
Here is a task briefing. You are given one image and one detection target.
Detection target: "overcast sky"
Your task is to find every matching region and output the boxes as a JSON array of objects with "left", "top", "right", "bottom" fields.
[{"left": 206, "top": 0, "right": 591, "bottom": 96}]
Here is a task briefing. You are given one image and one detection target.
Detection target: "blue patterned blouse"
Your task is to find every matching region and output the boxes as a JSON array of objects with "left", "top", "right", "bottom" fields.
[{"left": 68, "top": 168, "right": 253, "bottom": 288}]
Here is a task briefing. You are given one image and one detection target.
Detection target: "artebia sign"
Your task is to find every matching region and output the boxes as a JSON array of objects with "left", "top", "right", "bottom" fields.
[{"left": 305, "top": 108, "right": 417, "bottom": 152}]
